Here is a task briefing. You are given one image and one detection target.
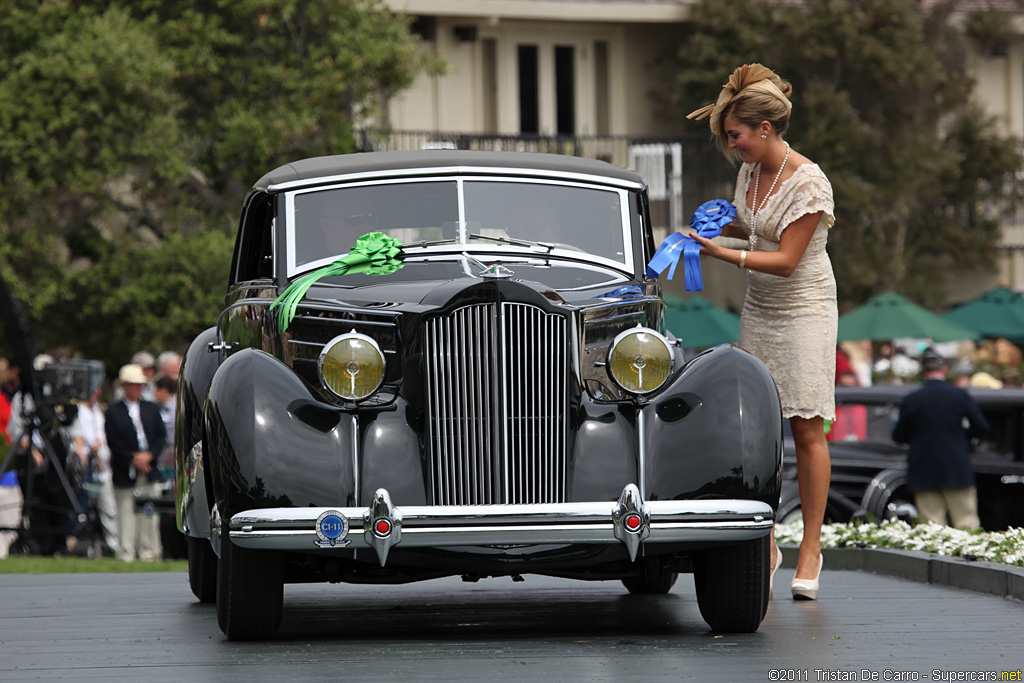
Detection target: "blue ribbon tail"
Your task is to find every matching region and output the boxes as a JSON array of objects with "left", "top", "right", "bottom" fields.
[
  {"left": 683, "top": 240, "right": 704, "bottom": 291},
  {"left": 646, "top": 232, "right": 687, "bottom": 280}
]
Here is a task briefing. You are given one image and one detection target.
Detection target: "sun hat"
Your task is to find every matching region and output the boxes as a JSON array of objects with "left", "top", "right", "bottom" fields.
[
  {"left": 117, "top": 364, "right": 149, "bottom": 385},
  {"left": 969, "top": 371, "right": 1003, "bottom": 389}
]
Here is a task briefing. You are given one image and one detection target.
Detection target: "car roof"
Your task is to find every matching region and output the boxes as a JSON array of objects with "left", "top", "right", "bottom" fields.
[{"left": 253, "top": 150, "right": 646, "bottom": 191}]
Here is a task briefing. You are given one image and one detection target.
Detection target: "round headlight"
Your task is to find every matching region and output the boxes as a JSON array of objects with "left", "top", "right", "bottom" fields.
[
  {"left": 607, "top": 327, "right": 673, "bottom": 395},
  {"left": 319, "top": 332, "right": 385, "bottom": 401}
]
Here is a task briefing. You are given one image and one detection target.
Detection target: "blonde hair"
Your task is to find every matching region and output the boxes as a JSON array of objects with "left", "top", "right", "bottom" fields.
[{"left": 687, "top": 63, "right": 793, "bottom": 161}]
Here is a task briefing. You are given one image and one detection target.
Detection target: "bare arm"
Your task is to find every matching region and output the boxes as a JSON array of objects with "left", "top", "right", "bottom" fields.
[
  {"left": 718, "top": 222, "right": 748, "bottom": 241},
  {"left": 688, "top": 211, "right": 821, "bottom": 278}
]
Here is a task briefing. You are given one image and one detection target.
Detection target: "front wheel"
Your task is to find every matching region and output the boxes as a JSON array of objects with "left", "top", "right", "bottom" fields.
[
  {"left": 216, "top": 533, "right": 284, "bottom": 640},
  {"left": 861, "top": 470, "right": 917, "bottom": 523},
  {"left": 693, "top": 535, "right": 770, "bottom": 633}
]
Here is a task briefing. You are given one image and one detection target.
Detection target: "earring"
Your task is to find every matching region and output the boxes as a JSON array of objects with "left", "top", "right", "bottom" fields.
[{"left": 761, "top": 134, "right": 767, "bottom": 139}]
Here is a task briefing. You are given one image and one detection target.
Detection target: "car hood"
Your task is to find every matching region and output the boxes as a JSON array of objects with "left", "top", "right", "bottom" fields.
[{"left": 290, "top": 258, "right": 644, "bottom": 310}]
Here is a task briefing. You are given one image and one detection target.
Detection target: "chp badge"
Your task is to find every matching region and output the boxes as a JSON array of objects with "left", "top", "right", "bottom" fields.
[{"left": 315, "top": 510, "right": 350, "bottom": 548}]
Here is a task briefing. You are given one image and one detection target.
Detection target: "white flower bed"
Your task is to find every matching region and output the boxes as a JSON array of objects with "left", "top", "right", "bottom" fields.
[{"left": 775, "top": 520, "right": 1024, "bottom": 567}]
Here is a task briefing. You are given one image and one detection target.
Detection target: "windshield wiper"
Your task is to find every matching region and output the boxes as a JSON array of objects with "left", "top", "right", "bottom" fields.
[
  {"left": 468, "top": 232, "right": 555, "bottom": 251},
  {"left": 401, "top": 238, "right": 459, "bottom": 249}
]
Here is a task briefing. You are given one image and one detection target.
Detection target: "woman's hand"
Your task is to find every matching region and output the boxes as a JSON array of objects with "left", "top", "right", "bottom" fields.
[{"left": 688, "top": 232, "right": 725, "bottom": 259}]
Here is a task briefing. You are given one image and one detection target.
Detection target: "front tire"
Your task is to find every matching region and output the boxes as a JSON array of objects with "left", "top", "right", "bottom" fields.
[
  {"left": 216, "top": 533, "right": 284, "bottom": 640},
  {"left": 188, "top": 535, "right": 218, "bottom": 603},
  {"left": 861, "top": 470, "right": 917, "bottom": 523},
  {"left": 693, "top": 535, "right": 770, "bottom": 633}
]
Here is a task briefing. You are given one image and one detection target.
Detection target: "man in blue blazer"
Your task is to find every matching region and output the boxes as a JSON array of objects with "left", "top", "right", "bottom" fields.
[
  {"left": 105, "top": 363, "right": 166, "bottom": 561},
  {"left": 892, "top": 349, "right": 989, "bottom": 528}
]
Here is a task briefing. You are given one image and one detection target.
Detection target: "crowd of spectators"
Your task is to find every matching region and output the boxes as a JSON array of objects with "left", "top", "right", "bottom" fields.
[{"left": 0, "top": 349, "right": 179, "bottom": 560}]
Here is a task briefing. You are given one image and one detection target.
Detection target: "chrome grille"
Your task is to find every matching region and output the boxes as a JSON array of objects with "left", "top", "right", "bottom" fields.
[{"left": 425, "top": 302, "right": 568, "bottom": 505}]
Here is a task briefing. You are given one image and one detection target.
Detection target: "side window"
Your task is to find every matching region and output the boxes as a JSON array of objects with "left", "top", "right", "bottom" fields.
[
  {"left": 234, "top": 193, "right": 275, "bottom": 282},
  {"left": 977, "top": 408, "right": 1015, "bottom": 459}
]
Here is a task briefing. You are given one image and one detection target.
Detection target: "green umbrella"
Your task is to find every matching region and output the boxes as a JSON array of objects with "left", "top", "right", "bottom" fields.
[
  {"left": 837, "top": 292, "right": 980, "bottom": 343},
  {"left": 942, "top": 286, "right": 1024, "bottom": 341},
  {"left": 663, "top": 294, "right": 741, "bottom": 348}
]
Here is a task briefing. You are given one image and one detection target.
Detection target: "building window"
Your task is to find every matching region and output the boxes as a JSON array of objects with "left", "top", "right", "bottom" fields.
[
  {"left": 555, "top": 45, "right": 575, "bottom": 136},
  {"left": 482, "top": 38, "right": 498, "bottom": 132},
  {"left": 518, "top": 45, "right": 539, "bottom": 134},
  {"left": 594, "top": 41, "right": 609, "bottom": 136}
]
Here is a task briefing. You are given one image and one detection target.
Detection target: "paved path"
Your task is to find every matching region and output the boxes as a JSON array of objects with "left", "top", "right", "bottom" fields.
[{"left": 1, "top": 568, "right": 1021, "bottom": 682}]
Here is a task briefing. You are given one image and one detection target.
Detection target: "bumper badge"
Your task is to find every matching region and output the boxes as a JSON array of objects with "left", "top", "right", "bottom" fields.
[{"left": 315, "top": 510, "right": 351, "bottom": 548}]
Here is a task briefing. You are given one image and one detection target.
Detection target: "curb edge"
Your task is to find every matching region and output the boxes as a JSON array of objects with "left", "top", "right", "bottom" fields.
[{"left": 778, "top": 544, "right": 1024, "bottom": 601}]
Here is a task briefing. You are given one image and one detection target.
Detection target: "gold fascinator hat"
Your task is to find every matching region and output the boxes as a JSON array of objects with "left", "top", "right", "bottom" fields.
[{"left": 686, "top": 63, "right": 792, "bottom": 138}]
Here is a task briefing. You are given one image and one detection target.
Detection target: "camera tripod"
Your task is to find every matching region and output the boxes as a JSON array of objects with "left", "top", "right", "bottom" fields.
[{"left": 0, "top": 400, "right": 103, "bottom": 556}]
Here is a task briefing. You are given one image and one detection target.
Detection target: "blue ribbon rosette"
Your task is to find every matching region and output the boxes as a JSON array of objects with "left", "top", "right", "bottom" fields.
[
  {"left": 594, "top": 284, "right": 644, "bottom": 299},
  {"left": 646, "top": 199, "right": 736, "bottom": 291}
]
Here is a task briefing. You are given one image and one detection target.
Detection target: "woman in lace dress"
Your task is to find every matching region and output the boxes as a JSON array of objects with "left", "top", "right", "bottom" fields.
[{"left": 687, "top": 64, "right": 836, "bottom": 600}]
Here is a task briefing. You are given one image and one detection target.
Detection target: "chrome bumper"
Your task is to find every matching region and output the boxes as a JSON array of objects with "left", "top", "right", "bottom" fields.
[{"left": 228, "top": 484, "right": 774, "bottom": 566}]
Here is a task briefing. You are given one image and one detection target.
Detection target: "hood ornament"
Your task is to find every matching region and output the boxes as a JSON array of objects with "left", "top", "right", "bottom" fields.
[{"left": 480, "top": 264, "right": 515, "bottom": 279}]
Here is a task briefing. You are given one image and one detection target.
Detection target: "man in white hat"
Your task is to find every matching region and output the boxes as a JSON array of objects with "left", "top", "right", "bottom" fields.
[{"left": 105, "top": 364, "right": 166, "bottom": 561}]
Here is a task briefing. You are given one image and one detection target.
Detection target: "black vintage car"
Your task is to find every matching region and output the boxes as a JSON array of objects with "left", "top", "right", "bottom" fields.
[
  {"left": 779, "top": 384, "right": 1024, "bottom": 530},
  {"left": 174, "top": 150, "right": 783, "bottom": 640}
]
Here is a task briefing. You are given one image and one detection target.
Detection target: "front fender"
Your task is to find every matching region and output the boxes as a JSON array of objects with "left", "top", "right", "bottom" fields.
[
  {"left": 205, "top": 348, "right": 356, "bottom": 518},
  {"left": 643, "top": 345, "right": 783, "bottom": 509},
  {"left": 175, "top": 326, "right": 219, "bottom": 534}
]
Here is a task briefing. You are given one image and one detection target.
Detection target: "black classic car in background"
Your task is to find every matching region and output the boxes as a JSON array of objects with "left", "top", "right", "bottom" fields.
[
  {"left": 779, "top": 384, "right": 1024, "bottom": 530},
  {"left": 174, "top": 151, "right": 784, "bottom": 640}
]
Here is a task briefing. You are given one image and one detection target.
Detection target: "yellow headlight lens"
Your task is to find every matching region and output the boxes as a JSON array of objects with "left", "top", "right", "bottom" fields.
[
  {"left": 607, "top": 328, "right": 673, "bottom": 394},
  {"left": 319, "top": 332, "right": 385, "bottom": 401}
]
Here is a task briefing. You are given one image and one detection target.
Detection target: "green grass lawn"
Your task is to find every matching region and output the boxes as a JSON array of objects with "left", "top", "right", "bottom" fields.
[{"left": 0, "top": 556, "right": 187, "bottom": 574}]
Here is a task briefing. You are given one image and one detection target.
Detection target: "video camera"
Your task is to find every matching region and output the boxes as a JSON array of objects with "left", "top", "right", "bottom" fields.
[{"left": 38, "top": 359, "right": 105, "bottom": 407}]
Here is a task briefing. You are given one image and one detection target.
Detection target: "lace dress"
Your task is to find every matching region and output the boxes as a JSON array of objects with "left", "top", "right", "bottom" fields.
[{"left": 733, "top": 162, "right": 837, "bottom": 421}]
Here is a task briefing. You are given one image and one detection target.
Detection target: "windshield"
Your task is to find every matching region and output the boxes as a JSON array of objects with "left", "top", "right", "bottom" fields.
[
  {"left": 286, "top": 177, "right": 631, "bottom": 275},
  {"left": 462, "top": 180, "right": 625, "bottom": 261}
]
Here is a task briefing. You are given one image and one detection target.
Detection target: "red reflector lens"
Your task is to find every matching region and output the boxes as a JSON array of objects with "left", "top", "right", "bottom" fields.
[
  {"left": 375, "top": 519, "right": 392, "bottom": 535},
  {"left": 624, "top": 514, "right": 642, "bottom": 531}
]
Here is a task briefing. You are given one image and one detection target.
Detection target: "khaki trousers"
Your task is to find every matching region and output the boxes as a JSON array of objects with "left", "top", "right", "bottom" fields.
[
  {"left": 914, "top": 488, "right": 980, "bottom": 529},
  {"left": 92, "top": 477, "right": 118, "bottom": 552},
  {"left": 114, "top": 475, "right": 163, "bottom": 561}
]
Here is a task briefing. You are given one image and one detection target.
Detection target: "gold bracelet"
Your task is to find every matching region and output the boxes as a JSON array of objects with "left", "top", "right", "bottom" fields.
[{"left": 738, "top": 250, "right": 747, "bottom": 269}]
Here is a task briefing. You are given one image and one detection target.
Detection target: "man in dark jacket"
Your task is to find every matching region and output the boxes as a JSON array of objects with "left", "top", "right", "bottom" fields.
[
  {"left": 106, "top": 363, "right": 166, "bottom": 561},
  {"left": 892, "top": 349, "right": 989, "bottom": 528}
]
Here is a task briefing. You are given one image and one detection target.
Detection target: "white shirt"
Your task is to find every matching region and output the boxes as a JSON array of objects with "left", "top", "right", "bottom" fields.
[
  {"left": 74, "top": 402, "right": 111, "bottom": 482},
  {"left": 124, "top": 399, "right": 149, "bottom": 451}
]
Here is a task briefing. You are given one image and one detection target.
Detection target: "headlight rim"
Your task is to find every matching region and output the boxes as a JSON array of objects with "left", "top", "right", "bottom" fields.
[
  {"left": 606, "top": 325, "right": 674, "bottom": 396},
  {"left": 318, "top": 331, "right": 386, "bottom": 402}
]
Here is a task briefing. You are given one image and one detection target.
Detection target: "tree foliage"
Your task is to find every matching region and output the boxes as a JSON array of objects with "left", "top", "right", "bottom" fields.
[
  {"left": 659, "top": 0, "right": 1024, "bottom": 310},
  {"left": 0, "top": 0, "right": 435, "bottom": 372}
]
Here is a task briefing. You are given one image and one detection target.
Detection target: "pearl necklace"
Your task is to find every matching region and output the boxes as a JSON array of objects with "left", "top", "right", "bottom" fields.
[{"left": 751, "top": 141, "right": 790, "bottom": 232}]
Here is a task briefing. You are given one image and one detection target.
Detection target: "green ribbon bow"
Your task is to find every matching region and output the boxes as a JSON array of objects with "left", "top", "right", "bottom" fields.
[{"left": 271, "top": 232, "right": 404, "bottom": 333}]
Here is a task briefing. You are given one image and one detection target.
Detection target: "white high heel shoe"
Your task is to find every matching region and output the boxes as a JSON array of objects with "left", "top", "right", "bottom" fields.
[
  {"left": 790, "top": 554, "right": 823, "bottom": 601},
  {"left": 769, "top": 546, "right": 783, "bottom": 599}
]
